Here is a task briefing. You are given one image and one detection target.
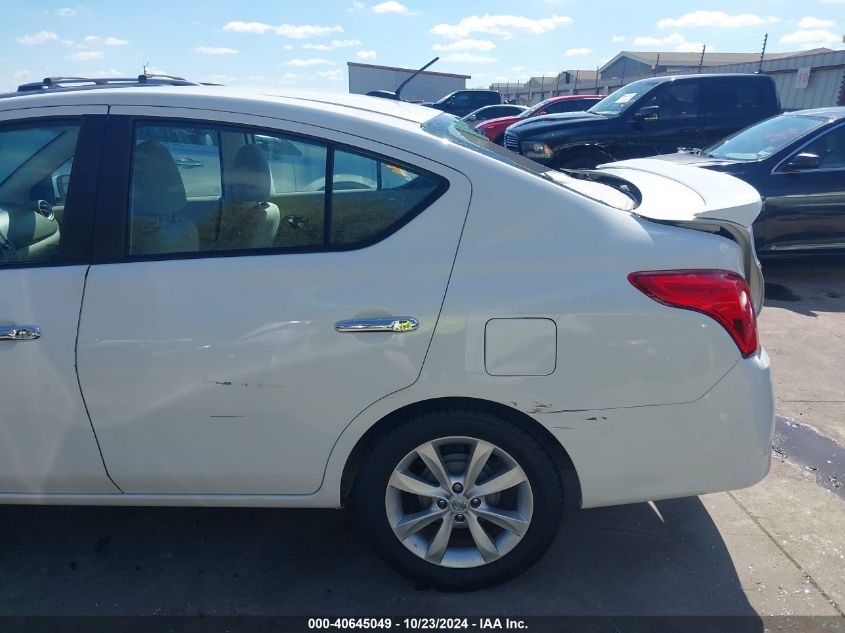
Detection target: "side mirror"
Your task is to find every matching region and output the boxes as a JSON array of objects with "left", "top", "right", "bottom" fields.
[
  {"left": 783, "top": 152, "right": 822, "bottom": 171},
  {"left": 468, "top": 114, "right": 476, "bottom": 121},
  {"left": 634, "top": 105, "right": 659, "bottom": 121}
]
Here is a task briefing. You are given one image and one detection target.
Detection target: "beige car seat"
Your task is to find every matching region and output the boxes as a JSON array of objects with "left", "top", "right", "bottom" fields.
[
  {"left": 129, "top": 141, "right": 199, "bottom": 255},
  {"left": 216, "top": 144, "right": 281, "bottom": 250}
]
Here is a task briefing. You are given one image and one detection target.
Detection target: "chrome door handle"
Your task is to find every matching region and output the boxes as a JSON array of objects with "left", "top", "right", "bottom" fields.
[
  {"left": 0, "top": 325, "right": 43, "bottom": 341},
  {"left": 335, "top": 317, "right": 419, "bottom": 333}
]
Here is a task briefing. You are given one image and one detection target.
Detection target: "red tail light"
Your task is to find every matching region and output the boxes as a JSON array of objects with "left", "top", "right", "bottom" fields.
[{"left": 628, "top": 270, "right": 758, "bottom": 358}]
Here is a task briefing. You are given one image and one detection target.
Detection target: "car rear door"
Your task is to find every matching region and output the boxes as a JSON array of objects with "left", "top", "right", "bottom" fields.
[
  {"left": 0, "top": 106, "right": 118, "bottom": 494},
  {"left": 76, "top": 108, "right": 471, "bottom": 495}
]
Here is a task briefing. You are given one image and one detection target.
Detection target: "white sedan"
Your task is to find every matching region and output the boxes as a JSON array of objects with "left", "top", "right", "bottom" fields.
[{"left": 0, "top": 77, "right": 773, "bottom": 590}]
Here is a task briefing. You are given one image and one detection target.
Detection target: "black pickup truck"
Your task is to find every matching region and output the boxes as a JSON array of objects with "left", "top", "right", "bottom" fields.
[{"left": 504, "top": 73, "right": 780, "bottom": 169}]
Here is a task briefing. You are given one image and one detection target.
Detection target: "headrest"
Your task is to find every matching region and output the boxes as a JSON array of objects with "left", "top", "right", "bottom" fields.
[
  {"left": 229, "top": 144, "right": 272, "bottom": 202},
  {"left": 130, "top": 141, "right": 188, "bottom": 217}
]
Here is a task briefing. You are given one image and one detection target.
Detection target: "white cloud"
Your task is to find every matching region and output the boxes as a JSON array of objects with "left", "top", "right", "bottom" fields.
[
  {"left": 84, "top": 35, "right": 129, "bottom": 46},
  {"left": 431, "top": 14, "right": 572, "bottom": 40},
  {"left": 442, "top": 52, "right": 497, "bottom": 63},
  {"left": 195, "top": 46, "right": 239, "bottom": 55},
  {"left": 283, "top": 44, "right": 294, "bottom": 50},
  {"left": 356, "top": 50, "right": 377, "bottom": 59},
  {"left": 347, "top": 0, "right": 364, "bottom": 11},
  {"left": 318, "top": 69, "right": 343, "bottom": 80},
  {"left": 433, "top": 38, "right": 496, "bottom": 51},
  {"left": 779, "top": 29, "right": 842, "bottom": 49},
  {"left": 372, "top": 1, "right": 418, "bottom": 15},
  {"left": 66, "top": 50, "right": 104, "bottom": 61},
  {"left": 222, "top": 21, "right": 343, "bottom": 39},
  {"left": 633, "top": 33, "right": 704, "bottom": 52},
  {"left": 658, "top": 11, "right": 776, "bottom": 28},
  {"left": 285, "top": 58, "right": 335, "bottom": 66},
  {"left": 57, "top": 7, "right": 76, "bottom": 16},
  {"left": 611, "top": 35, "right": 626, "bottom": 42},
  {"left": 798, "top": 17, "right": 835, "bottom": 29},
  {"left": 12, "top": 70, "right": 32, "bottom": 80},
  {"left": 17, "top": 31, "right": 59, "bottom": 45},
  {"left": 564, "top": 47, "right": 592, "bottom": 57},
  {"left": 144, "top": 66, "right": 170, "bottom": 76},
  {"left": 303, "top": 39, "right": 362, "bottom": 50}
]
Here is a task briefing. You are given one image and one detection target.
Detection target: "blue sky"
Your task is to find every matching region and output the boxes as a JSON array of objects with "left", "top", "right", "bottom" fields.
[{"left": 1, "top": 0, "right": 843, "bottom": 92}]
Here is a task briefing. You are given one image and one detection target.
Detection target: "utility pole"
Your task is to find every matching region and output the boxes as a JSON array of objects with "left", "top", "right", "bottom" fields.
[
  {"left": 594, "top": 65, "right": 599, "bottom": 93},
  {"left": 573, "top": 69, "right": 580, "bottom": 95},
  {"left": 757, "top": 33, "right": 768, "bottom": 73},
  {"left": 697, "top": 45, "right": 706, "bottom": 73},
  {"left": 653, "top": 53, "right": 660, "bottom": 76}
]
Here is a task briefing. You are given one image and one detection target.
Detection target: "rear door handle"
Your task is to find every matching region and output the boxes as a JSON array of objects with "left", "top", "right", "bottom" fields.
[
  {"left": 335, "top": 317, "right": 419, "bottom": 333},
  {"left": 0, "top": 325, "right": 43, "bottom": 341}
]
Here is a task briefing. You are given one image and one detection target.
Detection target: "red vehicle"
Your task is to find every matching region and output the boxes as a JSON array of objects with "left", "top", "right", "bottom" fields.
[{"left": 476, "top": 94, "right": 602, "bottom": 144}]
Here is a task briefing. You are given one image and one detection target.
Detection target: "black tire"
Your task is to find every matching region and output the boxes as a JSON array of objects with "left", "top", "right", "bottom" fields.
[{"left": 352, "top": 405, "right": 564, "bottom": 591}]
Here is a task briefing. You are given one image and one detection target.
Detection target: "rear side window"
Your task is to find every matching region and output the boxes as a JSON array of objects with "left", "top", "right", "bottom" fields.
[
  {"left": 544, "top": 100, "right": 595, "bottom": 114},
  {"left": 0, "top": 121, "right": 81, "bottom": 265},
  {"left": 331, "top": 149, "right": 441, "bottom": 245},
  {"left": 640, "top": 82, "right": 700, "bottom": 120},
  {"left": 126, "top": 121, "right": 445, "bottom": 257},
  {"left": 703, "top": 80, "right": 767, "bottom": 119}
]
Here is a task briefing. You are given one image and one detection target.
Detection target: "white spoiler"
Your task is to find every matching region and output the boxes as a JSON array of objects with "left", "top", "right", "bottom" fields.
[{"left": 598, "top": 158, "right": 762, "bottom": 228}]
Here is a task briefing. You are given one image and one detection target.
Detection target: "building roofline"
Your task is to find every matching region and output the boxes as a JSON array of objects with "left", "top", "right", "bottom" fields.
[{"left": 346, "top": 61, "right": 471, "bottom": 80}]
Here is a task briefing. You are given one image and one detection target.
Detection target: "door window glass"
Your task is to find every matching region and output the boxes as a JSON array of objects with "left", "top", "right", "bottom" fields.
[
  {"left": 127, "top": 122, "right": 445, "bottom": 257},
  {"left": 0, "top": 122, "right": 81, "bottom": 264},
  {"left": 331, "top": 149, "right": 441, "bottom": 245},
  {"left": 641, "top": 83, "right": 700, "bottom": 120}
]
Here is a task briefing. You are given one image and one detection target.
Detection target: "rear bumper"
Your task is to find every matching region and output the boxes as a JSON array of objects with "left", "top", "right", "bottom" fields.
[{"left": 546, "top": 349, "right": 774, "bottom": 508}]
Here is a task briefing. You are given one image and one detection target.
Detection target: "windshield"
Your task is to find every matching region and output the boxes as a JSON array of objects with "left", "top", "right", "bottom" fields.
[
  {"left": 588, "top": 80, "right": 661, "bottom": 116},
  {"left": 421, "top": 114, "right": 637, "bottom": 210},
  {"left": 704, "top": 114, "right": 828, "bottom": 161}
]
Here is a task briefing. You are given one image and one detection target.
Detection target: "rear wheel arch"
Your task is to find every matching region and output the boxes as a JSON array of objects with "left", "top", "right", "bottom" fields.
[{"left": 339, "top": 396, "right": 582, "bottom": 510}]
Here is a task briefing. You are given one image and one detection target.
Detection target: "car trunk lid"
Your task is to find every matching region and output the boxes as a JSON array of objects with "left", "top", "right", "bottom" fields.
[{"left": 594, "top": 158, "right": 765, "bottom": 314}]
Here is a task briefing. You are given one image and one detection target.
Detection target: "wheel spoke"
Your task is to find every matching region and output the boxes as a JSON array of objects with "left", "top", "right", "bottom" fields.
[
  {"left": 466, "top": 513, "right": 500, "bottom": 563},
  {"left": 473, "top": 506, "right": 530, "bottom": 537},
  {"left": 463, "top": 439, "right": 494, "bottom": 491},
  {"left": 469, "top": 465, "right": 528, "bottom": 497},
  {"left": 415, "top": 442, "right": 451, "bottom": 491},
  {"left": 425, "top": 515, "right": 454, "bottom": 564},
  {"left": 392, "top": 506, "right": 446, "bottom": 540},
  {"left": 388, "top": 469, "right": 444, "bottom": 498}
]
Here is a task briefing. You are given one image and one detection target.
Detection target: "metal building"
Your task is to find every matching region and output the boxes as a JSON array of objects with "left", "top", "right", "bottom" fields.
[{"left": 347, "top": 62, "right": 469, "bottom": 103}]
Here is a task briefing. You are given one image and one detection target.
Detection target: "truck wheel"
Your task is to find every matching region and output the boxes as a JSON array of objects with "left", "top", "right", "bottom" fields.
[{"left": 352, "top": 406, "right": 564, "bottom": 590}]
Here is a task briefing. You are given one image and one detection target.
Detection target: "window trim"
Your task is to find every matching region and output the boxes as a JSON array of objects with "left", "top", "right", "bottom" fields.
[
  {"left": 0, "top": 114, "right": 104, "bottom": 270},
  {"left": 93, "top": 115, "right": 450, "bottom": 264}
]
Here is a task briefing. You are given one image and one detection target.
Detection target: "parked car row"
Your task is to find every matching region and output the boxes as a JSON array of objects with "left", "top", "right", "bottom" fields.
[{"left": 484, "top": 72, "right": 842, "bottom": 257}]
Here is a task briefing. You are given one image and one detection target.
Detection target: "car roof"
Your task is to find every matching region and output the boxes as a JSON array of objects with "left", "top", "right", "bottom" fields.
[
  {"left": 0, "top": 84, "right": 441, "bottom": 127},
  {"left": 783, "top": 107, "right": 845, "bottom": 121},
  {"left": 627, "top": 73, "right": 773, "bottom": 88},
  {"left": 543, "top": 95, "right": 603, "bottom": 102}
]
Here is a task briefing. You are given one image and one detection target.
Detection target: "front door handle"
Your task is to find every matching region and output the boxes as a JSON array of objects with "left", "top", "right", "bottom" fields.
[
  {"left": 0, "top": 325, "right": 44, "bottom": 341},
  {"left": 335, "top": 317, "right": 419, "bottom": 333},
  {"left": 0, "top": 325, "right": 43, "bottom": 341}
]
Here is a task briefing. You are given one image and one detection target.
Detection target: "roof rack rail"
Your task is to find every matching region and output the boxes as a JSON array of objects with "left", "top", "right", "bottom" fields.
[{"left": 16, "top": 74, "right": 202, "bottom": 93}]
